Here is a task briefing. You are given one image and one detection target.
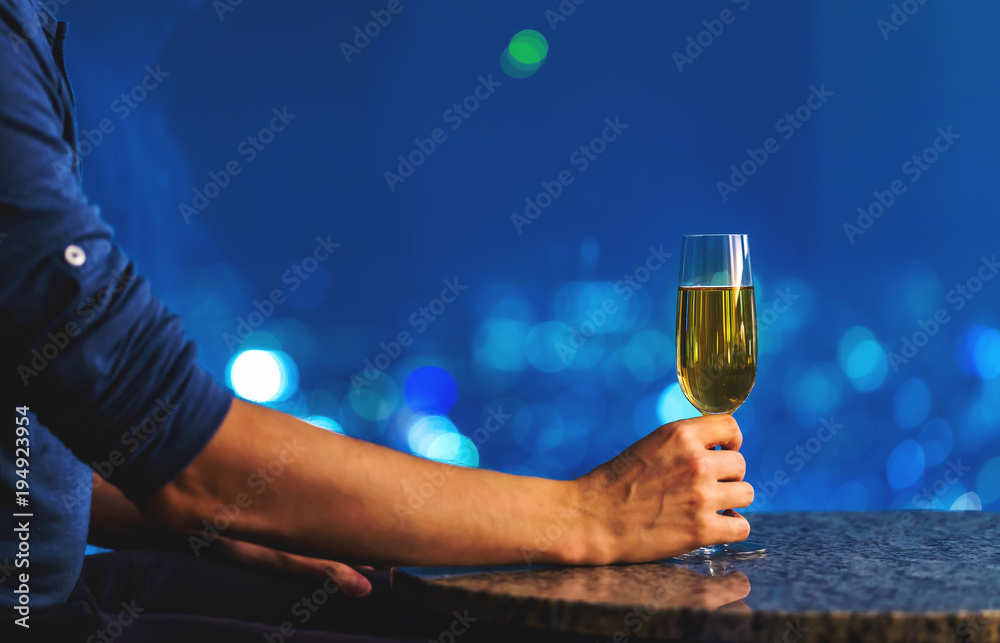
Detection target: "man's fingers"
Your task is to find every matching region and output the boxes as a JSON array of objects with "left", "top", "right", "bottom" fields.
[
  {"left": 213, "top": 537, "right": 373, "bottom": 598},
  {"left": 708, "top": 509, "right": 752, "bottom": 544},
  {"left": 281, "top": 553, "right": 373, "bottom": 598},
  {"left": 713, "top": 480, "right": 754, "bottom": 510},
  {"left": 322, "top": 561, "right": 373, "bottom": 598},
  {"left": 708, "top": 449, "right": 746, "bottom": 482},
  {"left": 687, "top": 414, "right": 743, "bottom": 451}
]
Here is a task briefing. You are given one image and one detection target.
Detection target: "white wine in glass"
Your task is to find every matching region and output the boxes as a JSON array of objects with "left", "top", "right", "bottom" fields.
[{"left": 675, "top": 234, "right": 764, "bottom": 558}]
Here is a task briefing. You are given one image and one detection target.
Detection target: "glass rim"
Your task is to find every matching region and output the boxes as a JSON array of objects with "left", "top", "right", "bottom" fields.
[{"left": 681, "top": 233, "right": 748, "bottom": 238}]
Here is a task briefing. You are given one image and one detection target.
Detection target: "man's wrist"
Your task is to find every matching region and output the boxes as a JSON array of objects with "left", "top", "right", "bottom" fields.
[{"left": 537, "top": 477, "right": 614, "bottom": 567}]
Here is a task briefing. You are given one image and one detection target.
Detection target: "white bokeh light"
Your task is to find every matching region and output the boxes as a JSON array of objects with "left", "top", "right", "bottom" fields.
[{"left": 226, "top": 349, "right": 298, "bottom": 403}]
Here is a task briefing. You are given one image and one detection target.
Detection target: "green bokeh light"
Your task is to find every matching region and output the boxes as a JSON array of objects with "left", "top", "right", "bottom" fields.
[
  {"left": 508, "top": 29, "right": 548, "bottom": 64},
  {"left": 502, "top": 29, "right": 548, "bottom": 79},
  {"left": 501, "top": 48, "right": 539, "bottom": 79}
]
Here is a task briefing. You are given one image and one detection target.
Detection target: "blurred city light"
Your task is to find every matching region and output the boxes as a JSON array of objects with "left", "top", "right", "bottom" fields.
[
  {"left": 303, "top": 415, "right": 344, "bottom": 434},
  {"left": 525, "top": 321, "right": 575, "bottom": 372},
  {"left": 404, "top": 365, "right": 458, "bottom": 414},
  {"left": 426, "top": 433, "right": 480, "bottom": 468},
  {"left": 555, "top": 281, "right": 641, "bottom": 334},
  {"left": 950, "top": 492, "right": 983, "bottom": 511},
  {"left": 407, "top": 415, "right": 458, "bottom": 456},
  {"left": 633, "top": 393, "right": 661, "bottom": 438},
  {"left": 955, "top": 325, "right": 990, "bottom": 375},
  {"left": 536, "top": 418, "right": 589, "bottom": 468},
  {"left": 784, "top": 362, "right": 842, "bottom": 413},
  {"left": 957, "top": 400, "right": 999, "bottom": 451},
  {"left": 972, "top": 328, "right": 1000, "bottom": 378},
  {"left": 837, "top": 326, "right": 888, "bottom": 392},
  {"left": 501, "top": 29, "right": 548, "bottom": 79},
  {"left": 226, "top": 349, "right": 299, "bottom": 403},
  {"left": 657, "top": 382, "right": 699, "bottom": 424},
  {"left": 348, "top": 375, "right": 399, "bottom": 423},
  {"left": 474, "top": 318, "right": 531, "bottom": 372},
  {"left": 623, "top": 329, "right": 672, "bottom": 382}
]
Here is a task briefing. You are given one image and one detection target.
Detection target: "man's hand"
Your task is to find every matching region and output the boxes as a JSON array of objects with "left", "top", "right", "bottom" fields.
[
  {"left": 208, "top": 536, "right": 374, "bottom": 597},
  {"left": 576, "top": 415, "right": 753, "bottom": 564}
]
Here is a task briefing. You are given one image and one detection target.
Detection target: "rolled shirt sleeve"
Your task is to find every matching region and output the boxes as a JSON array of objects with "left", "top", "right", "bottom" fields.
[{"left": 1, "top": 0, "right": 232, "bottom": 501}]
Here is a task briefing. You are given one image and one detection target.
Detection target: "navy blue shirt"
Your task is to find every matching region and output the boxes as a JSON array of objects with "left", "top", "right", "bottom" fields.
[{"left": 0, "top": 0, "right": 232, "bottom": 609}]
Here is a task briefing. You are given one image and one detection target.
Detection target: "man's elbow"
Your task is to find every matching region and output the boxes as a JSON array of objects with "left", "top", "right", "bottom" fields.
[
  {"left": 137, "top": 398, "right": 259, "bottom": 534},
  {"left": 138, "top": 467, "right": 215, "bottom": 533}
]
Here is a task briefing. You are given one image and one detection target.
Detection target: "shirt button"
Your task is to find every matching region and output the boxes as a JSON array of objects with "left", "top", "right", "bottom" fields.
[{"left": 64, "top": 244, "right": 86, "bottom": 267}]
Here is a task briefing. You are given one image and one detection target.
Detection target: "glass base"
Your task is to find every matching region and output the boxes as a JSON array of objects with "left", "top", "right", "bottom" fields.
[{"left": 675, "top": 540, "right": 766, "bottom": 560}]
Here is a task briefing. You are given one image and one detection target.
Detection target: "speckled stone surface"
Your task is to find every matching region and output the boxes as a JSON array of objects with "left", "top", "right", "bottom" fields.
[{"left": 394, "top": 511, "right": 1000, "bottom": 642}]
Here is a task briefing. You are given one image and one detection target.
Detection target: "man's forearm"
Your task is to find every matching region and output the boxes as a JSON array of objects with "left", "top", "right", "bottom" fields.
[{"left": 143, "top": 399, "right": 599, "bottom": 567}]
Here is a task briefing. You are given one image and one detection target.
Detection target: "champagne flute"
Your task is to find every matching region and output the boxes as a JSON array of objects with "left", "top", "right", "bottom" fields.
[{"left": 675, "top": 234, "right": 765, "bottom": 558}]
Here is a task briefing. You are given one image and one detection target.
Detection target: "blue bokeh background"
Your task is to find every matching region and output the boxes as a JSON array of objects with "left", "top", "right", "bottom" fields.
[{"left": 60, "top": 0, "right": 1000, "bottom": 512}]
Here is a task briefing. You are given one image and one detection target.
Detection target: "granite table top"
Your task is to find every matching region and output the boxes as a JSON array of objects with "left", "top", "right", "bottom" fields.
[{"left": 394, "top": 511, "right": 1000, "bottom": 642}]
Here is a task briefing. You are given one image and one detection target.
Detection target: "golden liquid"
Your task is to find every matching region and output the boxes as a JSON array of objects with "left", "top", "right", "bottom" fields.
[{"left": 676, "top": 286, "right": 757, "bottom": 415}]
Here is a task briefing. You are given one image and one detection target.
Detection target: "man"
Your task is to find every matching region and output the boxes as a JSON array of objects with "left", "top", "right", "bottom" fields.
[{"left": 0, "top": 0, "right": 753, "bottom": 639}]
